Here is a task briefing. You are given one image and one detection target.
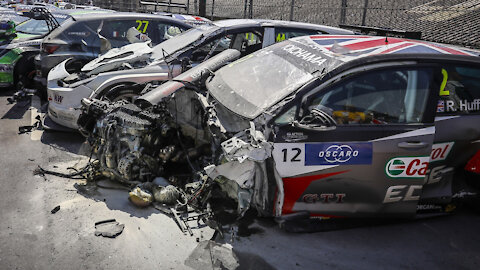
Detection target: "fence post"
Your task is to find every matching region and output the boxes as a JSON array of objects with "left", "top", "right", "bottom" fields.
[
  {"left": 211, "top": 0, "right": 215, "bottom": 20},
  {"left": 243, "top": 0, "right": 248, "bottom": 18},
  {"left": 289, "top": 0, "right": 295, "bottom": 21},
  {"left": 340, "top": 0, "right": 347, "bottom": 24},
  {"left": 361, "top": 0, "right": 369, "bottom": 25},
  {"left": 249, "top": 0, "right": 253, "bottom": 19},
  {"left": 199, "top": 0, "right": 206, "bottom": 17}
]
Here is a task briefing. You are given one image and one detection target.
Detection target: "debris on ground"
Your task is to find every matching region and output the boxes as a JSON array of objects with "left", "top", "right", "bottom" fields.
[
  {"left": 128, "top": 186, "right": 154, "bottom": 207},
  {"left": 50, "top": 205, "right": 60, "bottom": 214},
  {"left": 184, "top": 240, "right": 240, "bottom": 270},
  {"left": 18, "top": 115, "right": 43, "bottom": 134},
  {"left": 94, "top": 219, "right": 125, "bottom": 238}
]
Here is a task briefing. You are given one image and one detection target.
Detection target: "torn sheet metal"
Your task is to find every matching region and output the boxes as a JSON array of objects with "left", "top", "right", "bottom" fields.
[{"left": 82, "top": 41, "right": 153, "bottom": 75}]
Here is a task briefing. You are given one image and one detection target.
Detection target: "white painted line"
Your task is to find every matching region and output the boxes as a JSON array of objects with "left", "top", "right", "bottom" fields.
[{"left": 30, "top": 95, "right": 43, "bottom": 141}]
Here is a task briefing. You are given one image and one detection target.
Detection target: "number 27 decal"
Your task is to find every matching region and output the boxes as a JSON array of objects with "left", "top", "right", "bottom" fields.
[
  {"left": 136, "top": 20, "right": 149, "bottom": 33},
  {"left": 282, "top": 148, "right": 301, "bottom": 162}
]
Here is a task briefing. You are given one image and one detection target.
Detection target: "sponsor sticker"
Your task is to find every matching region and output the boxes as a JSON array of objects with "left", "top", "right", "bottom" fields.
[
  {"left": 430, "top": 142, "right": 454, "bottom": 162},
  {"left": 385, "top": 156, "right": 429, "bottom": 178},
  {"left": 305, "top": 142, "right": 372, "bottom": 165},
  {"left": 436, "top": 100, "right": 444, "bottom": 112},
  {"left": 303, "top": 193, "right": 345, "bottom": 203},
  {"left": 53, "top": 94, "right": 63, "bottom": 104}
]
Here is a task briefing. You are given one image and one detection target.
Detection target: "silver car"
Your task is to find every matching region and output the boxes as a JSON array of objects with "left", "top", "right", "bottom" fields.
[{"left": 46, "top": 19, "right": 353, "bottom": 129}]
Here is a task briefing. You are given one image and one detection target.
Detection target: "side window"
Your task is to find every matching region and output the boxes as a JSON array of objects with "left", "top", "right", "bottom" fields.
[
  {"left": 275, "top": 27, "right": 324, "bottom": 42},
  {"left": 231, "top": 32, "right": 262, "bottom": 56},
  {"left": 99, "top": 19, "right": 160, "bottom": 46},
  {"left": 437, "top": 66, "right": 480, "bottom": 114},
  {"left": 157, "top": 23, "right": 186, "bottom": 43},
  {"left": 303, "top": 68, "right": 434, "bottom": 125},
  {"left": 191, "top": 35, "right": 233, "bottom": 61},
  {"left": 61, "top": 20, "right": 100, "bottom": 44}
]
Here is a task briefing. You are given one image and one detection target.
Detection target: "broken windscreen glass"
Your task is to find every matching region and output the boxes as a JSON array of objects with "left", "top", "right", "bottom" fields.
[{"left": 206, "top": 42, "right": 319, "bottom": 119}]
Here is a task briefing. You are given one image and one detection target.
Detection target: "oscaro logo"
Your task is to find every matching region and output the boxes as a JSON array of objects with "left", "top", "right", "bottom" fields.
[
  {"left": 318, "top": 145, "right": 359, "bottom": 163},
  {"left": 305, "top": 142, "right": 372, "bottom": 166},
  {"left": 385, "top": 157, "right": 430, "bottom": 178}
]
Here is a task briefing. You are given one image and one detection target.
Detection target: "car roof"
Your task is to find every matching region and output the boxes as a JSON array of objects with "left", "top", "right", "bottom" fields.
[
  {"left": 212, "top": 19, "right": 353, "bottom": 34},
  {"left": 69, "top": 11, "right": 186, "bottom": 21},
  {"left": 288, "top": 35, "right": 480, "bottom": 75},
  {"left": 305, "top": 35, "right": 480, "bottom": 57}
]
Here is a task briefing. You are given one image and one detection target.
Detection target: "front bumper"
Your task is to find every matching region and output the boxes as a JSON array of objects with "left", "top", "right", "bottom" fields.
[
  {"left": 47, "top": 101, "right": 82, "bottom": 129},
  {"left": 47, "top": 59, "right": 94, "bottom": 129}
]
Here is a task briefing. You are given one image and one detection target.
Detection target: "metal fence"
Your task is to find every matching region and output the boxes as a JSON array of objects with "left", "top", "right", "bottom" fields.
[{"left": 89, "top": 0, "right": 480, "bottom": 49}]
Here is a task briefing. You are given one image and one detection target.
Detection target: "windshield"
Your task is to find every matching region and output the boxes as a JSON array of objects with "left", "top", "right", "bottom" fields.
[
  {"left": 207, "top": 40, "right": 328, "bottom": 119},
  {"left": 150, "top": 26, "right": 218, "bottom": 60},
  {"left": 16, "top": 16, "right": 68, "bottom": 35}
]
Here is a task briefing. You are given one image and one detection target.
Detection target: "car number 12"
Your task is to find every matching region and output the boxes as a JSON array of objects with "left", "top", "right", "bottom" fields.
[{"left": 282, "top": 148, "right": 301, "bottom": 162}]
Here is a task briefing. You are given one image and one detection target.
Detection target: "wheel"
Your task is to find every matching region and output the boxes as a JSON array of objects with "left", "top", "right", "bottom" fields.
[
  {"left": 13, "top": 54, "right": 35, "bottom": 91},
  {"left": 101, "top": 84, "right": 141, "bottom": 103}
]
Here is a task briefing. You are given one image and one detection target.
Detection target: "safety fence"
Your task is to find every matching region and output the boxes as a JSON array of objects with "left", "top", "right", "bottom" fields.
[{"left": 86, "top": 0, "right": 480, "bottom": 48}]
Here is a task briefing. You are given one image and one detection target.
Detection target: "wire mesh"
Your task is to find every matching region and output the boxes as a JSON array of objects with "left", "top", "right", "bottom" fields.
[{"left": 91, "top": 0, "right": 480, "bottom": 48}]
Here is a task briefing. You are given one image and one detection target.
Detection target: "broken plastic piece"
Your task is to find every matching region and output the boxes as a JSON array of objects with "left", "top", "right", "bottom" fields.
[
  {"left": 94, "top": 219, "right": 125, "bottom": 238},
  {"left": 51, "top": 205, "right": 60, "bottom": 214},
  {"left": 129, "top": 186, "right": 153, "bottom": 207}
]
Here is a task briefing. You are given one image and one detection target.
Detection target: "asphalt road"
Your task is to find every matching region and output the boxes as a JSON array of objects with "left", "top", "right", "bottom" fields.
[{"left": 0, "top": 89, "right": 480, "bottom": 270}]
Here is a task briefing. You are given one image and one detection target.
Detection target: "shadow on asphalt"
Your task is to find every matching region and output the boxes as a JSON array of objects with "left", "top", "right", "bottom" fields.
[
  {"left": 40, "top": 130, "right": 89, "bottom": 156},
  {"left": 0, "top": 88, "right": 30, "bottom": 119},
  {"left": 73, "top": 180, "right": 160, "bottom": 219},
  {"left": 1, "top": 99, "right": 30, "bottom": 119}
]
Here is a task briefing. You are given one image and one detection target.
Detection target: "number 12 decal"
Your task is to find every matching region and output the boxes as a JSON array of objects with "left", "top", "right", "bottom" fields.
[
  {"left": 136, "top": 20, "right": 149, "bottom": 33},
  {"left": 282, "top": 148, "right": 301, "bottom": 162}
]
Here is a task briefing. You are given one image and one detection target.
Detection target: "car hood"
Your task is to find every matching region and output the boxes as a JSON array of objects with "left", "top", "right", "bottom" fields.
[{"left": 81, "top": 42, "right": 153, "bottom": 75}]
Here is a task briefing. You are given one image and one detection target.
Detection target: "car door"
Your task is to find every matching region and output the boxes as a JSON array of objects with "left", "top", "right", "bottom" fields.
[{"left": 271, "top": 63, "right": 441, "bottom": 218}]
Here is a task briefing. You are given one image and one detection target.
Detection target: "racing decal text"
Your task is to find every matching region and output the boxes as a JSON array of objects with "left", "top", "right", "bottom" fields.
[
  {"left": 385, "top": 156, "right": 429, "bottom": 178},
  {"left": 430, "top": 142, "right": 454, "bottom": 162},
  {"left": 438, "top": 99, "right": 480, "bottom": 112},
  {"left": 383, "top": 185, "right": 422, "bottom": 203},
  {"left": 303, "top": 193, "right": 346, "bottom": 203},
  {"left": 282, "top": 44, "right": 326, "bottom": 66},
  {"left": 305, "top": 142, "right": 372, "bottom": 165}
]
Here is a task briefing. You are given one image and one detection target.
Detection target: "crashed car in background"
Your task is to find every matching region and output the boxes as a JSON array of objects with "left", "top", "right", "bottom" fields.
[
  {"left": 76, "top": 35, "right": 480, "bottom": 228},
  {"left": 0, "top": 7, "right": 30, "bottom": 24},
  {"left": 34, "top": 12, "right": 206, "bottom": 89},
  {"left": 46, "top": 19, "right": 353, "bottom": 129},
  {"left": 0, "top": 7, "right": 76, "bottom": 89}
]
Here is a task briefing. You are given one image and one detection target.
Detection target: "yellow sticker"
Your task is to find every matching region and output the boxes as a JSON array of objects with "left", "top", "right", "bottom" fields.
[
  {"left": 136, "top": 20, "right": 150, "bottom": 33},
  {"left": 276, "top": 33, "right": 286, "bottom": 42},
  {"left": 439, "top": 68, "right": 449, "bottom": 96}
]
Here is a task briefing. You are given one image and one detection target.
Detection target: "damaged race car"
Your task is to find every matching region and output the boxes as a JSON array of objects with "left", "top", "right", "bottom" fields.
[
  {"left": 46, "top": 19, "right": 353, "bottom": 129},
  {"left": 76, "top": 35, "right": 480, "bottom": 230}
]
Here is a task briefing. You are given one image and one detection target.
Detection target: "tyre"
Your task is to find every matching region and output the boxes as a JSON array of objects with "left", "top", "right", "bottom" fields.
[{"left": 101, "top": 84, "right": 143, "bottom": 103}]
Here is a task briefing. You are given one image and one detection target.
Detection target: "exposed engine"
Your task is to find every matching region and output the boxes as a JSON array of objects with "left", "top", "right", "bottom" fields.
[
  {"left": 76, "top": 50, "right": 276, "bottom": 232},
  {"left": 78, "top": 97, "right": 210, "bottom": 185}
]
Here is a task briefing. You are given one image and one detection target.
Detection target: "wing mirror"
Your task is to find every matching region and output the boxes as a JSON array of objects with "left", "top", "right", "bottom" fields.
[{"left": 293, "top": 105, "right": 337, "bottom": 131}]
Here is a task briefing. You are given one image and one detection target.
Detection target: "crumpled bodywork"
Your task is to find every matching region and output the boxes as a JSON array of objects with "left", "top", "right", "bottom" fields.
[
  {"left": 77, "top": 49, "right": 280, "bottom": 225},
  {"left": 81, "top": 28, "right": 154, "bottom": 75}
]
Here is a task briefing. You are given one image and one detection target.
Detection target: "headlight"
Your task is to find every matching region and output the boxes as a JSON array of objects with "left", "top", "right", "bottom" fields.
[{"left": 0, "top": 64, "right": 13, "bottom": 72}]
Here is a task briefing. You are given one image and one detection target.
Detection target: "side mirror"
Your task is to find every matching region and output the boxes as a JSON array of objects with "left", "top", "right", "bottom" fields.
[{"left": 294, "top": 106, "right": 337, "bottom": 131}]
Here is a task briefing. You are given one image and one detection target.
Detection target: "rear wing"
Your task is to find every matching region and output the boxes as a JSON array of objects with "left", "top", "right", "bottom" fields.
[
  {"left": 339, "top": 24, "right": 421, "bottom": 40},
  {"left": 23, "top": 7, "right": 60, "bottom": 34}
]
